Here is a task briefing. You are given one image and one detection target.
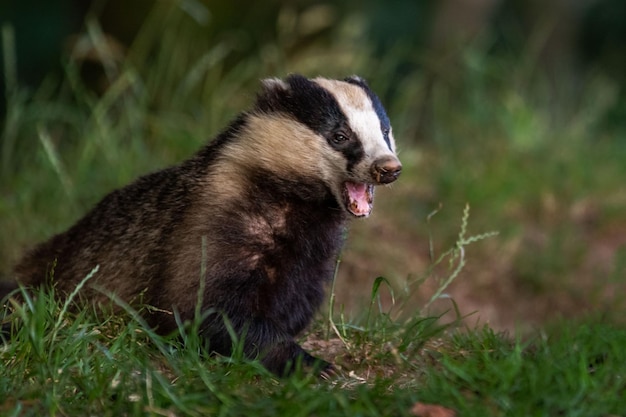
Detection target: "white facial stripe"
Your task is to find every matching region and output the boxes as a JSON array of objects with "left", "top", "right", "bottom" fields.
[{"left": 314, "top": 78, "right": 395, "bottom": 160}]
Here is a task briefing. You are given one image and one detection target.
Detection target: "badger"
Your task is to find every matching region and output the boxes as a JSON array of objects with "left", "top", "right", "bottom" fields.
[{"left": 5, "top": 74, "right": 402, "bottom": 375}]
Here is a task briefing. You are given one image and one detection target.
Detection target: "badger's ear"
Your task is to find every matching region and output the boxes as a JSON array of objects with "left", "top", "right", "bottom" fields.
[
  {"left": 256, "top": 77, "right": 291, "bottom": 113},
  {"left": 261, "top": 77, "right": 290, "bottom": 93},
  {"left": 344, "top": 75, "right": 369, "bottom": 87}
]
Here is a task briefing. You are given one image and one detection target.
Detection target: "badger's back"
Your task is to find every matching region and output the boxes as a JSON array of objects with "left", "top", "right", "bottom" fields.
[
  {"left": 11, "top": 75, "right": 402, "bottom": 374},
  {"left": 14, "top": 163, "right": 198, "bottom": 303}
]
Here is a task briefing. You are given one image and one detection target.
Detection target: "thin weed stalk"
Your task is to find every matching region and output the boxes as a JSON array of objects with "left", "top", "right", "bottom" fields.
[
  {"left": 421, "top": 203, "right": 498, "bottom": 313},
  {"left": 326, "top": 258, "right": 341, "bottom": 340},
  {"left": 37, "top": 124, "right": 75, "bottom": 200}
]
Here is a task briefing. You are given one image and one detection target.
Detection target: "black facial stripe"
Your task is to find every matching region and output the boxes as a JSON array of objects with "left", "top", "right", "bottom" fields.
[
  {"left": 332, "top": 127, "right": 365, "bottom": 172},
  {"left": 256, "top": 75, "right": 343, "bottom": 134},
  {"left": 344, "top": 76, "right": 393, "bottom": 151},
  {"left": 255, "top": 74, "right": 365, "bottom": 172}
]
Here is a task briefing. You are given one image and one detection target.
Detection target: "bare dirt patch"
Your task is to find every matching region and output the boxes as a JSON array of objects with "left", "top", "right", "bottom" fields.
[{"left": 333, "top": 198, "right": 626, "bottom": 333}]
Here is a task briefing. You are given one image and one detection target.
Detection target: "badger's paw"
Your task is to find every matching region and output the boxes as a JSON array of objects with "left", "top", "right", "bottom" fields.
[{"left": 260, "top": 340, "right": 334, "bottom": 378}]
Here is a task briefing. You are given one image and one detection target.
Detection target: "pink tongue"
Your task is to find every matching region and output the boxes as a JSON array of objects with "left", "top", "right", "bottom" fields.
[{"left": 346, "top": 182, "right": 371, "bottom": 216}]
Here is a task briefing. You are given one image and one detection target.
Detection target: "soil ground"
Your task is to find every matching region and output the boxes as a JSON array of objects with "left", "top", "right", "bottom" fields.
[{"left": 333, "top": 192, "right": 626, "bottom": 333}]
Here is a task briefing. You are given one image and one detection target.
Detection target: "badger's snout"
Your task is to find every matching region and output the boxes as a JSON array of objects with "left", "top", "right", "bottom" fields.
[{"left": 371, "top": 156, "right": 402, "bottom": 184}]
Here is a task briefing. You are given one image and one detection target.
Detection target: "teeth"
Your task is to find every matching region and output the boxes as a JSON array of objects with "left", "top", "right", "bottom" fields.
[{"left": 343, "top": 182, "right": 373, "bottom": 217}]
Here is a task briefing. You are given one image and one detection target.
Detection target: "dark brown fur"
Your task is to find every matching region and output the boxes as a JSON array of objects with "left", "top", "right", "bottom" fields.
[{"left": 12, "top": 134, "right": 342, "bottom": 374}]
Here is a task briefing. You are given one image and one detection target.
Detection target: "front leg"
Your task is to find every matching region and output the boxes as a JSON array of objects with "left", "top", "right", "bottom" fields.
[
  {"left": 258, "top": 339, "right": 332, "bottom": 376},
  {"left": 200, "top": 312, "right": 332, "bottom": 376}
]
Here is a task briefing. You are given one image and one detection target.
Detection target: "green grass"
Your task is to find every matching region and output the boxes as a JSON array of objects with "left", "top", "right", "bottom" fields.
[
  {"left": 2, "top": 2, "right": 626, "bottom": 415},
  {"left": 2, "top": 283, "right": 625, "bottom": 416}
]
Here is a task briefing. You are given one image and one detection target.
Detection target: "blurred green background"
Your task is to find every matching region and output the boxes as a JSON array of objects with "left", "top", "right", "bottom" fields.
[{"left": 1, "top": 0, "right": 625, "bottom": 331}]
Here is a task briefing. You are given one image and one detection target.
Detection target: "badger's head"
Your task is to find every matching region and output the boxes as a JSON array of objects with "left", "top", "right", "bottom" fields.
[{"left": 237, "top": 74, "right": 401, "bottom": 218}]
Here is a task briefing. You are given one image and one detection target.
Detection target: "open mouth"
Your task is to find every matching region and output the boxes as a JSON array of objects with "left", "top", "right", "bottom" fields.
[{"left": 343, "top": 181, "right": 374, "bottom": 217}]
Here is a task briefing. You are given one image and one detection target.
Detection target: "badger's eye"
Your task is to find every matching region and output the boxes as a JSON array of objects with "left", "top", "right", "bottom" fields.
[{"left": 332, "top": 133, "right": 349, "bottom": 144}]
